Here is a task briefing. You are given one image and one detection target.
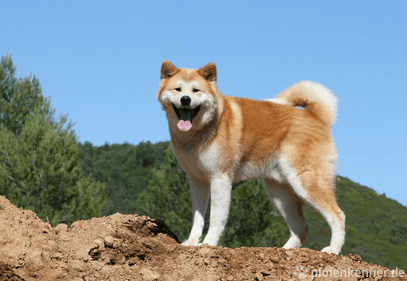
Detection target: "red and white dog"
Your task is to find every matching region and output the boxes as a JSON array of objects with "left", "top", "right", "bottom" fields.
[{"left": 157, "top": 61, "right": 345, "bottom": 254}]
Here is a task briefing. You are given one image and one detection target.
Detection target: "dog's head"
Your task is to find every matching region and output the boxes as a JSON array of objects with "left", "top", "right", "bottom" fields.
[{"left": 157, "top": 61, "right": 221, "bottom": 133}]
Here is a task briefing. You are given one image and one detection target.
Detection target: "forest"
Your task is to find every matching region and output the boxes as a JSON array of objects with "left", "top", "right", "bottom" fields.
[{"left": 1, "top": 53, "right": 406, "bottom": 269}]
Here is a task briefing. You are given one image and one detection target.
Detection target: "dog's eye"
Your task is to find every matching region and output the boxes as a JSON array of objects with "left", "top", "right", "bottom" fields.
[
  {"left": 192, "top": 88, "right": 200, "bottom": 93},
  {"left": 174, "top": 87, "right": 182, "bottom": 92}
]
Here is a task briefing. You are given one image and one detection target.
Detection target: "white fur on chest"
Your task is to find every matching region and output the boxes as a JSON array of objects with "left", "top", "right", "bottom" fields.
[{"left": 175, "top": 143, "right": 219, "bottom": 181}]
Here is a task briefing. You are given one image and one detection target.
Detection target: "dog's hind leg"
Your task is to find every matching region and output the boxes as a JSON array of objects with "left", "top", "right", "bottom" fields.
[
  {"left": 201, "top": 175, "right": 233, "bottom": 246},
  {"left": 182, "top": 178, "right": 210, "bottom": 246},
  {"left": 281, "top": 165, "right": 345, "bottom": 255},
  {"left": 301, "top": 180, "right": 346, "bottom": 255},
  {"left": 263, "top": 179, "right": 309, "bottom": 249}
]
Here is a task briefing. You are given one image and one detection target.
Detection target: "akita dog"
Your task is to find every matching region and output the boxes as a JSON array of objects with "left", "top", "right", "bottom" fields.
[{"left": 157, "top": 61, "right": 345, "bottom": 255}]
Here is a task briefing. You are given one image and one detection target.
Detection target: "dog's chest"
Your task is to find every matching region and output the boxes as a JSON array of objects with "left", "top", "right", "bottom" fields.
[{"left": 174, "top": 143, "right": 219, "bottom": 181}]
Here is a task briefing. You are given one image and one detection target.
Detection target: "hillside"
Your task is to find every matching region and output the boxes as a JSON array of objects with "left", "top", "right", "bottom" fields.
[
  {"left": 0, "top": 195, "right": 405, "bottom": 281},
  {"left": 79, "top": 141, "right": 407, "bottom": 269}
]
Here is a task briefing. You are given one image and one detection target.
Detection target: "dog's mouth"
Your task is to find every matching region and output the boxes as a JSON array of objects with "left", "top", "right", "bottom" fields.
[{"left": 172, "top": 104, "right": 201, "bottom": 131}]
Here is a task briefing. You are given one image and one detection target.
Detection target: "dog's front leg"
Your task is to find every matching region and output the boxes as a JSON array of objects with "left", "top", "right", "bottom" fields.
[
  {"left": 182, "top": 178, "right": 210, "bottom": 246},
  {"left": 201, "top": 175, "right": 232, "bottom": 246}
]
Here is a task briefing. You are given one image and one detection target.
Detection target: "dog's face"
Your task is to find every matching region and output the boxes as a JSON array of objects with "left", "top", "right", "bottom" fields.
[{"left": 157, "top": 61, "right": 220, "bottom": 133}]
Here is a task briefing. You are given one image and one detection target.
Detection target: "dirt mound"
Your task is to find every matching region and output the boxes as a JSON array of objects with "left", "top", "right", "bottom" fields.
[{"left": 0, "top": 195, "right": 405, "bottom": 281}]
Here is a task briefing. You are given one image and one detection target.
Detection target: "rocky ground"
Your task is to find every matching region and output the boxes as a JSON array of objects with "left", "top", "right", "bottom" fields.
[{"left": 0, "top": 195, "right": 405, "bottom": 281}]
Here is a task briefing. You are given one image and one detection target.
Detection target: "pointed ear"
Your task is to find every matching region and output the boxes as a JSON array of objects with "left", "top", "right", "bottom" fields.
[
  {"left": 198, "top": 63, "right": 217, "bottom": 83},
  {"left": 161, "top": 61, "right": 179, "bottom": 79}
]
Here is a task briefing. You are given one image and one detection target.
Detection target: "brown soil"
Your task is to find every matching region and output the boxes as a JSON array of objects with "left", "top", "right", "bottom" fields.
[{"left": 0, "top": 195, "right": 405, "bottom": 281}]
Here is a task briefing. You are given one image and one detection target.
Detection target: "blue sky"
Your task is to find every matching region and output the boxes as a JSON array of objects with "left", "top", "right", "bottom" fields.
[{"left": 1, "top": 1, "right": 406, "bottom": 207}]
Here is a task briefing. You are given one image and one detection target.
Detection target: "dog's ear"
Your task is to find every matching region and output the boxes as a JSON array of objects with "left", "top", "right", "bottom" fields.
[
  {"left": 161, "top": 61, "right": 179, "bottom": 80},
  {"left": 198, "top": 63, "right": 217, "bottom": 83}
]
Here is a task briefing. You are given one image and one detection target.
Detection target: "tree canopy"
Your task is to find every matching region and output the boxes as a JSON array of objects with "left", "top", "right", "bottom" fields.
[{"left": 0, "top": 54, "right": 106, "bottom": 225}]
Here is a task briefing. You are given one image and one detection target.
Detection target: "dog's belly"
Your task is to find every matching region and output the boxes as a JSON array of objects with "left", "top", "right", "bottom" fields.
[{"left": 234, "top": 159, "right": 286, "bottom": 183}]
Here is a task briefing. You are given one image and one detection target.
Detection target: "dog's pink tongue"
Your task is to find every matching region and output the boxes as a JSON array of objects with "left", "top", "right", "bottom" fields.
[{"left": 177, "top": 120, "right": 192, "bottom": 131}]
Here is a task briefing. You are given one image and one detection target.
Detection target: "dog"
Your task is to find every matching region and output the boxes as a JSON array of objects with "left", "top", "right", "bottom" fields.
[{"left": 157, "top": 61, "right": 345, "bottom": 254}]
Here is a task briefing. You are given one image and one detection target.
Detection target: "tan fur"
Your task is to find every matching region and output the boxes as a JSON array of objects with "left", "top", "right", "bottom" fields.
[{"left": 157, "top": 61, "right": 345, "bottom": 254}]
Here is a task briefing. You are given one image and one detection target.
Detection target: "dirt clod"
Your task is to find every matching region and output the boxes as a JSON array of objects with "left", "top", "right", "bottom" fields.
[{"left": 54, "top": 223, "right": 68, "bottom": 234}]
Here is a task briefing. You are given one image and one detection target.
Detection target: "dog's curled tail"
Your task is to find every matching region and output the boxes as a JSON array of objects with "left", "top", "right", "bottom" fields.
[{"left": 267, "top": 81, "right": 337, "bottom": 127}]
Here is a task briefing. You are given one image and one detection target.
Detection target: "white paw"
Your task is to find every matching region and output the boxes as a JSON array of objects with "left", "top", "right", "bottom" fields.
[
  {"left": 181, "top": 239, "right": 199, "bottom": 246},
  {"left": 321, "top": 246, "right": 340, "bottom": 255}
]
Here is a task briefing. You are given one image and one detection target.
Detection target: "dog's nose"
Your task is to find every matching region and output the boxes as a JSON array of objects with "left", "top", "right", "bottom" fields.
[{"left": 180, "top": 95, "right": 191, "bottom": 106}]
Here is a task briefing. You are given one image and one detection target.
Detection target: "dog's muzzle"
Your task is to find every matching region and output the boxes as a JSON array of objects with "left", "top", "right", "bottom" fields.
[
  {"left": 173, "top": 96, "right": 201, "bottom": 122},
  {"left": 172, "top": 96, "right": 201, "bottom": 131}
]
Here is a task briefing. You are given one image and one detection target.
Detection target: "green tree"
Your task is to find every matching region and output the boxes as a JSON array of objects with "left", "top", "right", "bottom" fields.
[
  {"left": 0, "top": 55, "right": 46, "bottom": 136},
  {"left": 78, "top": 140, "right": 169, "bottom": 216},
  {"left": 137, "top": 143, "right": 289, "bottom": 247},
  {"left": 0, "top": 53, "right": 106, "bottom": 225}
]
